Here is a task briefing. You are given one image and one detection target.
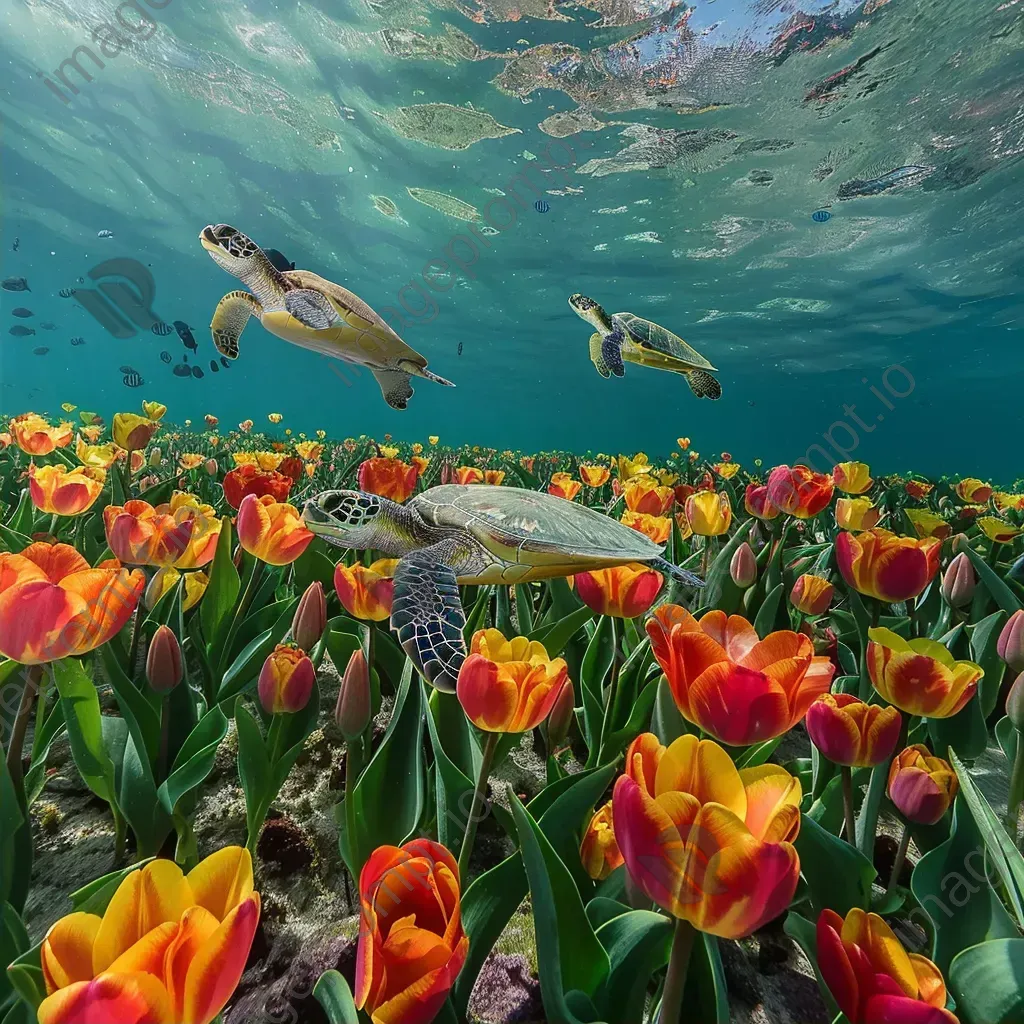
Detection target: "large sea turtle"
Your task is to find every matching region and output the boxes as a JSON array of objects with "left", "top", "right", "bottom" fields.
[
  {"left": 199, "top": 224, "right": 454, "bottom": 410},
  {"left": 568, "top": 294, "right": 722, "bottom": 399},
  {"left": 303, "top": 483, "right": 704, "bottom": 690}
]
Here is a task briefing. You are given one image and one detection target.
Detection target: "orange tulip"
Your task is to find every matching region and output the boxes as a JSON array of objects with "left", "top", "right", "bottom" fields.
[
  {"left": 580, "top": 800, "right": 623, "bottom": 880},
  {"left": 790, "top": 574, "right": 834, "bottom": 616},
  {"left": 835, "top": 497, "right": 881, "bottom": 532},
  {"left": 833, "top": 461, "right": 873, "bottom": 495},
  {"left": 904, "top": 479, "right": 933, "bottom": 500},
  {"left": 816, "top": 908, "right": 959, "bottom": 1024},
  {"left": 457, "top": 628, "right": 569, "bottom": 733},
  {"left": 411, "top": 455, "right": 430, "bottom": 477},
  {"left": 236, "top": 494, "right": 314, "bottom": 566},
  {"left": 685, "top": 490, "right": 732, "bottom": 536},
  {"left": 621, "top": 510, "right": 671, "bottom": 544},
  {"left": 358, "top": 457, "right": 419, "bottom": 503},
  {"left": 624, "top": 478, "right": 675, "bottom": 516},
  {"left": 9, "top": 413, "right": 74, "bottom": 455},
  {"left": 548, "top": 472, "right": 582, "bottom": 501},
  {"left": 867, "top": 627, "right": 981, "bottom": 719},
  {"left": 204, "top": 414, "right": 219, "bottom": 429},
  {"left": 887, "top": 744, "right": 959, "bottom": 825},
  {"left": 613, "top": 732, "right": 801, "bottom": 939},
  {"left": 0, "top": 542, "right": 144, "bottom": 664},
  {"left": 104, "top": 497, "right": 218, "bottom": 569},
  {"left": 29, "top": 463, "right": 105, "bottom": 516},
  {"left": 37, "top": 848, "right": 260, "bottom": 1024},
  {"left": 836, "top": 529, "right": 941, "bottom": 603},
  {"left": 580, "top": 464, "right": 611, "bottom": 487},
  {"left": 994, "top": 492, "right": 1024, "bottom": 512},
  {"left": 482, "top": 469, "right": 505, "bottom": 485},
  {"left": 258, "top": 644, "right": 315, "bottom": 713},
  {"left": 744, "top": 483, "right": 780, "bottom": 521},
  {"left": 804, "top": 693, "right": 902, "bottom": 767},
  {"left": 334, "top": 559, "right": 398, "bottom": 622},
  {"left": 954, "top": 477, "right": 992, "bottom": 503},
  {"left": 574, "top": 564, "right": 663, "bottom": 618},
  {"left": 647, "top": 606, "right": 834, "bottom": 745},
  {"left": 356, "top": 839, "right": 468, "bottom": 1024},
  {"left": 766, "top": 464, "right": 835, "bottom": 519}
]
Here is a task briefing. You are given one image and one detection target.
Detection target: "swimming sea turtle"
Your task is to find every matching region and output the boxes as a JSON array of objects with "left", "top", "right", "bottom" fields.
[
  {"left": 568, "top": 294, "right": 722, "bottom": 399},
  {"left": 199, "top": 224, "right": 454, "bottom": 410},
  {"left": 302, "top": 483, "right": 704, "bottom": 690}
]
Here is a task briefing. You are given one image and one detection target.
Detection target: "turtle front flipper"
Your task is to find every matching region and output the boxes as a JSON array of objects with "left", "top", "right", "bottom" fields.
[
  {"left": 392, "top": 541, "right": 468, "bottom": 691},
  {"left": 588, "top": 333, "right": 611, "bottom": 378},
  {"left": 210, "top": 290, "right": 262, "bottom": 359},
  {"left": 372, "top": 368, "right": 414, "bottom": 411},
  {"left": 602, "top": 330, "right": 626, "bottom": 377},
  {"left": 284, "top": 288, "right": 341, "bottom": 330},
  {"left": 685, "top": 369, "right": 722, "bottom": 400}
]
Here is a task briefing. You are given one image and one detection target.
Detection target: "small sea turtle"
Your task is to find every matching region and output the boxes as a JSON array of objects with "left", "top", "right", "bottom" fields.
[
  {"left": 303, "top": 483, "right": 704, "bottom": 690},
  {"left": 200, "top": 224, "right": 454, "bottom": 409},
  {"left": 568, "top": 294, "right": 722, "bottom": 399}
]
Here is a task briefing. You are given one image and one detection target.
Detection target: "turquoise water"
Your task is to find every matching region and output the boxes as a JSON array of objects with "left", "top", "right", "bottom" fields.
[{"left": 1, "top": 0, "right": 1022, "bottom": 476}]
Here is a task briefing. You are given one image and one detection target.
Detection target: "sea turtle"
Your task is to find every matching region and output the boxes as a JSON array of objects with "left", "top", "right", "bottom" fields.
[
  {"left": 568, "top": 294, "right": 722, "bottom": 399},
  {"left": 199, "top": 224, "right": 455, "bottom": 410},
  {"left": 302, "top": 483, "right": 704, "bottom": 691}
]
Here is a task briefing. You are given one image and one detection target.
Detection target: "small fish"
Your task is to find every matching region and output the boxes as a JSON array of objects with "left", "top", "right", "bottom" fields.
[
  {"left": 119, "top": 364, "right": 139, "bottom": 374},
  {"left": 191, "top": 365, "right": 204, "bottom": 379},
  {"left": 458, "top": 342, "right": 463, "bottom": 356},
  {"left": 70, "top": 336, "right": 85, "bottom": 346},
  {"left": 97, "top": 229, "right": 115, "bottom": 239},
  {"left": 11, "top": 308, "right": 33, "bottom": 318},
  {"left": 12, "top": 238, "right": 19, "bottom": 252},
  {"left": 39, "top": 322, "right": 56, "bottom": 330},
  {"left": 2, "top": 277, "right": 29, "bottom": 292},
  {"left": 9, "top": 326, "right": 35, "bottom": 336},
  {"left": 183, "top": 354, "right": 189, "bottom": 363},
  {"left": 220, "top": 356, "right": 231, "bottom": 368},
  {"left": 174, "top": 321, "right": 198, "bottom": 352},
  {"left": 160, "top": 350, "right": 172, "bottom": 363},
  {"left": 76, "top": 276, "right": 84, "bottom": 284},
  {"left": 173, "top": 363, "right": 192, "bottom": 378},
  {"left": 264, "top": 248, "right": 296, "bottom": 272},
  {"left": 62, "top": 403, "right": 77, "bottom": 412},
  {"left": 58, "top": 288, "right": 75, "bottom": 298},
  {"left": 210, "top": 359, "right": 220, "bottom": 372},
  {"left": 151, "top": 321, "right": 174, "bottom": 336},
  {"left": 534, "top": 199, "right": 550, "bottom": 213},
  {"left": 122, "top": 370, "right": 145, "bottom": 387},
  {"left": 811, "top": 209, "right": 831, "bottom": 222},
  {"left": 33, "top": 347, "right": 49, "bottom": 356}
]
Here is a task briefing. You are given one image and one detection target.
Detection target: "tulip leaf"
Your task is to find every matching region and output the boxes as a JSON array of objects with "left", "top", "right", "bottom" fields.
[
  {"left": 598, "top": 675, "right": 660, "bottom": 766},
  {"left": 783, "top": 912, "right": 846, "bottom": 1023},
  {"left": 495, "top": 581, "right": 514, "bottom": 637},
  {"left": 948, "top": 938, "right": 1024, "bottom": 1024},
  {"left": 0, "top": 747, "right": 28, "bottom": 913},
  {"left": 232, "top": 597, "right": 298, "bottom": 662},
  {"left": 157, "top": 705, "right": 229, "bottom": 815},
  {"left": 0, "top": 522, "right": 32, "bottom": 555},
  {"left": 119, "top": 733, "right": 173, "bottom": 858},
  {"left": 99, "top": 644, "right": 161, "bottom": 767},
  {"left": 201, "top": 515, "right": 239, "bottom": 656},
  {"left": 753, "top": 583, "right": 786, "bottom": 639},
  {"left": 959, "top": 543, "right": 1022, "bottom": 615},
  {"left": 429, "top": 689, "right": 479, "bottom": 780},
  {"left": 462, "top": 585, "right": 493, "bottom": 644},
  {"left": 424, "top": 694, "right": 476, "bottom": 851},
  {"left": 293, "top": 541, "right": 338, "bottom": 595},
  {"left": 969, "top": 609, "right": 1008, "bottom": 718},
  {"left": 593, "top": 909, "right": 672, "bottom": 1023},
  {"left": 735, "top": 736, "right": 784, "bottom": 770},
  {"left": 995, "top": 715, "right": 1016, "bottom": 765},
  {"left": 312, "top": 970, "right": 360, "bottom": 1024},
  {"left": 0, "top": 901, "right": 29, "bottom": 1010},
  {"left": 510, "top": 793, "right": 611, "bottom": 1018},
  {"left": 4, "top": 490, "right": 34, "bottom": 539},
  {"left": 515, "top": 583, "right": 536, "bottom": 634},
  {"left": 700, "top": 518, "right": 753, "bottom": 613},
  {"left": 216, "top": 616, "right": 291, "bottom": 707},
  {"left": 794, "top": 814, "right": 876, "bottom": 918},
  {"left": 928, "top": 693, "right": 989, "bottom": 761},
  {"left": 531, "top": 605, "right": 596, "bottom": 660},
  {"left": 234, "top": 699, "right": 272, "bottom": 844},
  {"left": 651, "top": 676, "right": 691, "bottom": 745}
]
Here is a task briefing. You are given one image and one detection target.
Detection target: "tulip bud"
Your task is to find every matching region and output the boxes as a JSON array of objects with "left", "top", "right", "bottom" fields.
[
  {"left": 941, "top": 552, "right": 975, "bottom": 608},
  {"left": 546, "top": 680, "right": 575, "bottom": 749},
  {"left": 790, "top": 574, "right": 834, "bottom": 617},
  {"left": 292, "top": 581, "right": 326, "bottom": 652},
  {"left": 258, "top": 644, "right": 315, "bottom": 714},
  {"left": 1007, "top": 671, "right": 1024, "bottom": 732},
  {"left": 146, "top": 624, "right": 182, "bottom": 694},
  {"left": 998, "top": 610, "right": 1024, "bottom": 673},
  {"left": 205, "top": 458, "right": 218, "bottom": 476},
  {"left": 888, "top": 744, "right": 958, "bottom": 825},
  {"left": 729, "top": 542, "right": 757, "bottom": 588},
  {"left": 335, "top": 648, "right": 370, "bottom": 740},
  {"left": 148, "top": 447, "right": 162, "bottom": 467}
]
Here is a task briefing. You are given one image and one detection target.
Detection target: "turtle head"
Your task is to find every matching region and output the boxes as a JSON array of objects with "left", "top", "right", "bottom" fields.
[
  {"left": 569, "top": 293, "right": 612, "bottom": 332},
  {"left": 200, "top": 224, "right": 268, "bottom": 281},
  {"left": 303, "top": 489, "right": 413, "bottom": 554}
]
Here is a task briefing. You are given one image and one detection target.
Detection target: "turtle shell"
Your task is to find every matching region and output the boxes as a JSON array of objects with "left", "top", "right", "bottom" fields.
[
  {"left": 613, "top": 312, "right": 717, "bottom": 371},
  {"left": 413, "top": 484, "right": 664, "bottom": 562}
]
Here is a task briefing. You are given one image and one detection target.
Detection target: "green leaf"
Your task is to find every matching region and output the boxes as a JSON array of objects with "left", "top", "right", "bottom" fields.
[
  {"left": 234, "top": 699, "right": 272, "bottom": 841},
  {"left": 928, "top": 694, "right": 989, "bottom": 761},
  {"left": 5, "top": 491, "right": 34, "bottom": 538},
  {"left": 201, "top": 515, "right": 239, "bottom": 653},
  {"left": 700, "top": 519, "right": 753, "bottom": 614},
  {"left": 462, "top": 585, "right": 493, "bottom": 644},
  {"left": 959, "top": 544, "right": 1022, "bottom": 615},
  {"left": 0, "top": 749, "right": 28, "bottom": 912},
  {"left": 424, "top": 685, "right": 476, "bottom": 851},
  {"left": 753, "top": 583, "right": 785, "bottom": 639},
  {"left": 0, "top": 522, "right": 32, "bottom": 554},
  {"left": 99, "top": 645, "right": 161, "bottom": 767},
  {"left": 216, "top": 605, "right": 296, "bottom": 706},
  {"left": 970, "top": 610, "right": 1008, "bottom": 718},
  {"left": 784, "top": 913, "right": 845, "bottom": 1022},
  {"left": 157, "top": 706, "right": 228, "bottom": 814},
  {"left": 683, "top": 934, "right": 731, "bottom": 1024},
  {"left": 0, "top": 902, "right": 29, "bottom": 1008},
  {"left": 948, "top": 938, "right": 1024, "bottom": 1024},
  {"left": 118, "top": 733, "right": 173, "bottom": 858},
  {"left": 312, "top": 970, "right": 360, "bottom": 1024},
  {"left": 593, "top": 909, "right": 672, "bottom": 1024},
  {"left": 794, "top": 814, "right": 876, "bottom": 917},
  {"left": 651, "top": 676, "right": 689, "bottom": 745},
  {"left": 530, "top": 605, "right": 595, "bottom": 659},
  {"left": 515, "top": 583, "right": 535, "bottom": 634}
]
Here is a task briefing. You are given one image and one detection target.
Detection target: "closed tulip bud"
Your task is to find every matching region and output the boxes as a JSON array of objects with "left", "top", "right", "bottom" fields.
[
  {"left": 292, "top": 581, "right": 326, "bottom": 651},
  {"left": 998, "top": 609, "right": 1024, "bottom": 673},
  {"left": 148, "top": 447, "right": 162, "bottom": 467},
  {"left": 546, "top": 680, "right": 575, "bottom": 748},
  {"left": 336, "top": 647, "right": 371, "bottom": 740},
  {"left": 258, "top": 644, "right": 315, "bottom": 714},
  {"left": 730, "top": 542, "right": 757, "bottom": 588},
  {"left": 888, "top": 744, "right": 958, "bottom": 825},
  {"left": 805, "top": 693, "right": 901, "bottom": 767},
  {"left": 146, "top": 624, "right": 182, "bottom": 694},
  {"left": 941, "top": 552, "right": 975, "bottom": 608},
  {"left": 205, "top": 458, "right": 219, "bottom": 476},
  {"left": 1007, "top": 671, "right": 1024, "bottom": 732}
]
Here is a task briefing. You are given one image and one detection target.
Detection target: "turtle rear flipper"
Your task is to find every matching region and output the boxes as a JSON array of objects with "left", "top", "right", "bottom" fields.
[
  {"left": 601, "top": 333, "right": 625, "bottom": 377},
  {"left": 392, "top": 541, "right": 468, "bottom": 691},
  {"left": 685, "top": 369, "right": 722, "bottom": 400},
  {"left": 588, "top": 333, "right": 611, "bottom": 378},
  {"left": 284, "top": 288, "right": 341, "bottom": 330},
  {"left": 372, "top": 368, "right": 414, "bottom": 410},
  {"left": 211, "top": 291, "right": 261, "bottom": 358}
]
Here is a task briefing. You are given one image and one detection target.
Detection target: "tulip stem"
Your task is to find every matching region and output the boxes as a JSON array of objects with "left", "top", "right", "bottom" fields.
[
  {"left": 887, "top": 824, "right": 911, "bottom": 892},
  {"left": 5, "top": 666, "right": 41, "bottom": 791},
  {"left": 659, "top": 919, "right": 696, "bottom": 1024},
  {"left": 344, "top": 734, "right": 364, "bottom": 880},
  {"left": 841, "top": 765, "right": 856, "bottom": 845},
  {"left": 458, "top": 731, "right": 499, "bottom": 882},
  {"left": 127, "top": 607, "right": 143, "bottom": 678},
  {"left": 157, "top": 696, "right": 170, "bottom": 783},
  {"left": 1005, "top": 737, "right": 1024, "bottom": 842},
  {"left": 47, "top": 513, "right": 58, "bottom": 539}
]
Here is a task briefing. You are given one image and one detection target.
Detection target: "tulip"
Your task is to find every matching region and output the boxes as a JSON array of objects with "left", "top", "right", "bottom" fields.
[
  {"left": 548, "top": 472, "right": 583, "bottom": 501},
  {"left": 75, "top": 435, "right": 118, "bottom": 469},
  {"left": 833, "top": 461, "right": 873, "bottom": 495},
  {"left": 714, "top": 461, "right": 741, "bottom": 480},
  {"left": 978, "top": 516, "right": 1024, "bottom": 543},
  {"left": 292, "top": 581, "right": 326, "bottom": 651},
  {"left": 647, "top": 606, "right": 834, "bottom": 745},
  {"left": 790, "top": 574, "right": 834, "bottom": 617},
  {"left": 483, "top": 469, "right": 505, "bottom": 485},
  {"left": 940, "top": 552, "right": 975, "bottom": 608},
  {"left": 867, "top": 627, "right": 982, "bottom": 719},
  {"left": 684, "top": 490, "right": 732, "bottom": 536},
  {"left": 336, "top": 648, "right": 371, "bottom": 740},
  {"left": 9, "top": 413, "right": 74, "bottom": 455},
  {"left": 146, "top": 624, "right": 183, "bottom": 695},
  {"left": 836, "top": 528, "right": 941, "bottom": 603},
  {"left": 574, "top": 564, "right": 663, "bottom": 618},
  {"left": 613, "top": 732, "right": 801, "bottom": 939},
  {"left": 835, "top": 497, "right": 881, "bottom": 532},
  {"left": 144, "top": 566, "right": 209, "bottom": 612},
  {"left": 579, "top": 464, "right": 611, "bottom": 487},
  {"left": 141, "top": 400, "right": 167, "bottom": 421},
  {"left": 580, "top": 801, "right": 623, "bottom": 881},
  {"left": 905, "top": 508, "right": 952, "bottom": 540},
  {"left": 37, "top": 847, "right": 259, "bottom": 1024},
  {"left": 997, "top": 610, "right": 1024, "bottom": 673},
  {"left": 616, "top": 452, "right": 652, "bottom": 482},
  {"left": 457, "top": 628, "right": 569, "bottom": 733},
  {"left": 29, "top": 463, "right": 105, "bottom": 516},
  {"left": 954, "top": 477, "right": 992, "bottom": 503},
  {"left": 0, "top": 542, "right": 144, "bottom": 664},
  {"left": 744, "top": 483, "right": 780, "bottom": 520},
  {"left": 805, "top": 693, "right": 901, "bottom": 767},
  {"left": 358, "top": 457, "right": 419, "bottom": 503},
  {"left": 730, "top": 542, "right": 757, "bottom": 588},
  {"left": 355, "top": 839, "right": 468, "bottom": 1024},
  {"left": 428, "top": 435, "right": 439, "bottom": 445},
  {"left": 546, "top": 679, "right": 575, "bottom": 749},
  {"left": 294, "top": 441, "right": 324, "bottom": 461},
  {"left": 204, "top": 458, "right": 218, "bottom": 476},
  {"left": 994, "top": 492, "right": 1024, "bottom": 512},
  {"left": 258, "top": 644, "right": 315, "bottom": 714},
  {"left": 621, "top": 510, "right": 672, "bottom": 544},
  {"left": 766, "top": 464, "right": 835, "bottom": 519},
  {"left": 816, "top": 908, "right": 959, "bottom": 1024},
  {"left": 334, "top": 559, "right": 397, "bottom": 622},
  {"left": 624, "top": 478, "right": 675, "bottom": 516},
  {"left": 453, "top": 465, "right": 484, "bottom": 484},
  {"left": 904, "top": 479, "right": 933, "bottom": 499},
  {"left": 236, "top": 494, "right": 314, "bottom": 566},
  {"left": 112, "top": 412, "right": 158, "bottom": 452},
  {"left": 887, "top": 744, "right": 958, "bottom": 826},
  {"left": 104, "top": 497, "right": 219, "bottom": 569}
]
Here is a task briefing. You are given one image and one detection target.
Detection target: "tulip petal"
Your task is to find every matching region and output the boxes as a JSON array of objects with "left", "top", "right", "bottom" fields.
[
  {"left": 625, "top": 733, "right": 665, "bottom": 795},
  {"left": 654, "top": 735, "right": 746, "bottom": 818},
  {"left": 817, "top": 909, "right": 859, "bottom": 1022},
  {"left": 186, "top": 846, "right": 255, "bottom": 921},
  {"left": 687, "top": 662, "right": 791, "bottom": 745},
  {"left": 37, "top": 972, "right": 175, "bottom": 1024},
  {"left": 863, "top": 994, "right": 960, "bottom": 1024},
  {"left": 369, "top": 934, "right": 470, "bottom": 1024},
  {"left": 41, "top": 913, "right": 102, "bottom": 994},
  {"left": 738, "top": 765, "right": 802, "bottom": 843},
  {"left": 699, "top": 611, "right": 759, "bottom": 663},
  {"left": 106, "top": 922, "right": 179, "bottom": 977}
]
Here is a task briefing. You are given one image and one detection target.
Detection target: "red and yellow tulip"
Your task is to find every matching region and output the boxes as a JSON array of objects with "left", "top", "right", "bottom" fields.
[
  {"left": 236, "top": 494, "right": 314, "bottom": 566},
  {"left": 454, "top": 466, "right": 484, "bottom": 485},
  {"left": 334, "top": 559, "right": 398, "bottom": 622},
  {"left": 111, "top": 412, "right": 159, "bottom": 452},
  {"left": 978, "top": 516, "right": 1024, "bottom": 543},
  {"left": 358, "top": 457, "right": 419, "bottom": 503},
  {"left": 684, "top": 490, "right": 732, "bottom": 536},
  {"left": 804, "top": 693, "right": 902, "bottom": 767},
  {"left": 833, "top": 461, "right": 873, "bottom": 495},
  {"left": 548, "top": 472, "right": 582, "bottom": 501},
  {"left": 621, "top": 510, "right": 671, "bottom": 544},
  {"left": 580, "top": 800, "right": 623, "bottom": 881},
  {"left": 790, "top": 574, "right": 834, "bottom": 617},
  {"left": 887, "top": 744, "right": 959, "bottom": 825},
  {"left": 835, "top": 497, "right": 881, "bottom": 532},
  {"left": 29, "top": 463, "right": 105, "bottom": 516},
  {"left": 579, "top": 464, "right": 611, "bottom": 487},
  {"left": 75, "top": 435, "right": 118, "bottom": 469},
  {"left": 612, "top": 733, "right": 801, "bottom": 939},
  {"left": 954, "top": 478, "right": 992, "bottom": 504},
  {"left": 766, "top": 465, "right": 835, "bottom": 519},
  {"left": 836, "top": 529, "right": 941, "bottom": 603},
  {"left": 483, "top": 469, "right": 505, "bottom": 485},
  {"left": 904, "top": 479, "right": 934, "bottom": 500},
  {"left": 221, "top": 464, "right": 292, "bottom": 510},
  {"left": 258, "top": 644, "right": 315, "bottom": 714},
  {"left": 574, "top": 564, "right": 663, "bottom": 618},
  {"left": 104, "top": 497, "right": 219, "bottom": 569},
  {"left": 145, "top": 567, "right": 209, "bottom": 613},
  {"left": 904, "top": 509, "right": 952, "bottom": 540},
  {"left": 744, "top": 483, "right": 780, "bottom": 521},
  {"left": 9, "top": 413, "right": 74, "bottom": 455},
  {"left": 624, "top": 478, "right": 675, "bottom": 516},
  {"left": 647, "top": 606, "right": 834, "bottom": 745}
]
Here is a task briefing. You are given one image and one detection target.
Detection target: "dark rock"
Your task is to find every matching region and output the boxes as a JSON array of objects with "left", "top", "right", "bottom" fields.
[
  {"left": 469, "top": 952, "right": 543, "bottom": 1023},
  {"left": 257, "top": 816, "right": 316, "bottom": 877}
]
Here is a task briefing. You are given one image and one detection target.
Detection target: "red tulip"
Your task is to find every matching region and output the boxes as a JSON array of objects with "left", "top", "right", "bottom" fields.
[
  {"left": 766, "top": 465, "right": 834, "bottom": 519},
  {"left": 574, "top": 564, "right": 663, "bottom": 618},
  {"left": 805, "top": 693, "right": 901, "bottom": 767}
]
